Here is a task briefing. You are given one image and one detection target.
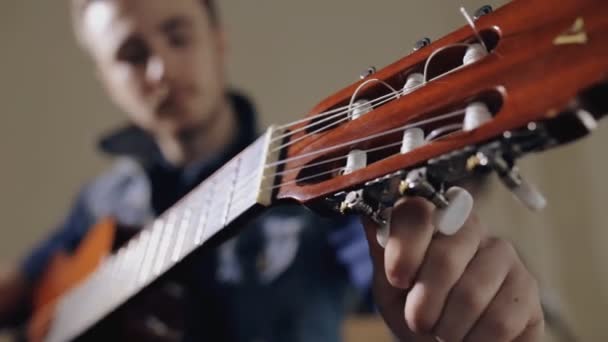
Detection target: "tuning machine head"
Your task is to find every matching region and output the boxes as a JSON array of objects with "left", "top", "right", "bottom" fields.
[
  {"left": 413, "top": 37, "right": 432, "bottom": 51},
  {"left": 473, "top": 5, "right": 493, "bottom": 20},
  {"left": 359, "top": 66, "right": 377, "bottom": 80}
]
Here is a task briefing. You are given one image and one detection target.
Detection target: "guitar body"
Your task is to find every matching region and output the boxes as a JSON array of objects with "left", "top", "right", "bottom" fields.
[
  {"left": 27, "top": 220, "right": 189, "bottom": 342},
  {"left": 27, "top": 219, "right": 116, "bottom": 342}
]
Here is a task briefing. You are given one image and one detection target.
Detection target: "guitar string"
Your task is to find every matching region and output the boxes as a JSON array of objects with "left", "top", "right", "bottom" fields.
[
  {"left": 55, "top": 18, "right": 489, "bottom": 327},
  {"left": 196, "top": 108, "right": 461, "bottom": 209},
  {"left": 54, "top": 108, "right": 468, "bottom": 336},
  {"left": 93, "top": 107, "right": 465, "bottom": 290},
  {"left": 264, "top": 108, "right": 466, "bottom": 170},
  {"left": 423, "top": 43, "right": 472, "bottom": 82},
  {"left": 271, "top": 105, "right": 464, "bottom": 174},
  {"left": 50, "top": 12, "right": 490, "bottom": 336},
  {"left": 263, "top": 115, "right": 465, "bottom": 191},
  {"left": 56, "top": 86, "right": 470, "bottom": 324},
  {"left": 271, "top": 90, "right": 401, "bottom": 152},
  {"left": 271, "top": 41, "right": 478, "bottom": 143},
  {"left": 271, "top": 90, "right": 399, "bottom": 142},
  {"left": 53, "top": 163, "right": 265, "bottom": 329}
]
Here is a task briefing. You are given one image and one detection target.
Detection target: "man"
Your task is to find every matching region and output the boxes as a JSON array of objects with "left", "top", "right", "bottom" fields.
[{"left": 0, "top": 0, "right": 543, "bottom": 341}]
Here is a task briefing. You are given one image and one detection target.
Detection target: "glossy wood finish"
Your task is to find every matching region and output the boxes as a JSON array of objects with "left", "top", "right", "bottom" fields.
[{"left": 275, "top": 0, "right": 608, "bottom": 204}]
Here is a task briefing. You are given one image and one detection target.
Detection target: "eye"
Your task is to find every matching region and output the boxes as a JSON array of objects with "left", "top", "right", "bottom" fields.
[
  {"left": 117, "top": 38, "right": 149, "bottom": 66},
  {"left": 162, "top": 16, "right": 194, "bottom": 49},
  {"left": 167, "top": 29, "right": 191, "bottom": 48}
]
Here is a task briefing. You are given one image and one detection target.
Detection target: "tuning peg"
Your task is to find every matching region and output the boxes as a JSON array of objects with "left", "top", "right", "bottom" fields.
[
  {"left": 401, "top": 127, "right": 426, "bottom": 153},
  {"left": 496, "top": 163, "right": 547, "bottom": 211},
  {"left": 375, "top": 208, "right": 391, "bottom": 247},
  {"left": 403, "top": 73, "right": 425, "bottom": 94},
  {"left": 359, "top": 66, "right": 377, "bottom": 80},
  {"left": 376, "top": 129, "right": 425, "bottom": 247},
  {"left": 509, "top": 176, "right": 547, "bottom": 211},
  {"left": 376, "top": 182, "right": 472, "bottom": 248},
  {"left": 463, "top": 102, "right": 493, "bottom": 131},
  {"left": 471, "top": 152, "right": 547, "bottom": 211},
  {"left": 473, "top": 5, "right": 493, "bottom": 20},
  {"left": 463, "top": 43, "right": 489, "bottom": 65},
  {"left": 413, "top": 37, "right": 432, "bottom": 51},
  {"left": 397, "top": 129, "right": 471, "bottom": 241},
  {"left": 340, "top": 150, "right": 373, "bottom": 215},
  {"left": 350, "top": 99, "right": 374, "bottom": 120},
  {"left": 343, "top": 149, "right": 367, "bottom": 174},
  {"left": 433, "top": 186, "right": 474, "bottom": 235}
]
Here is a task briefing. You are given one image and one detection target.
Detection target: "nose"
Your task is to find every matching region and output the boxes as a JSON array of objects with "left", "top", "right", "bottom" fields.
[{"left": 145, "top": 55, "right": 166, "bottom": 85}]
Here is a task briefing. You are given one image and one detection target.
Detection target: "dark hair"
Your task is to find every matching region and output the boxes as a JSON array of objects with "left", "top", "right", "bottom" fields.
[{"left": 72, "top": 0, "right": 219, "bottom": 39}]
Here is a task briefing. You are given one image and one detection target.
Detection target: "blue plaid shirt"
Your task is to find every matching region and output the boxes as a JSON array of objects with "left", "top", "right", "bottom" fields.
[{"left": 21, "top": 92, "right": 373, "bottom": 341}]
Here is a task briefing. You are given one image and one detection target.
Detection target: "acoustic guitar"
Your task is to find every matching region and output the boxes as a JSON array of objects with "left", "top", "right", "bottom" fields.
[{"left": 27, "top": 0, "right": 608, "bottom": 340}]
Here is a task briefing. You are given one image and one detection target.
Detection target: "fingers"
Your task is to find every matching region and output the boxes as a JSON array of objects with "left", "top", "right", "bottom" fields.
[
  {"left": 362, "top": 196, "right": 544, "bottom": 342},
  {"left": 434, "top": 237, "right": 515, "bottom": 340},
  {"left": 464, "top": 257, "right": 542, "bottom": 342},
  {"left": 384, "top": 197, "right": 435, "bottom": 289},
  {"left": 404, "top": 214, "right": 485, "bottom": 334},
  {"left": 361, "top": 198, "right": 436, "bottom": 340},
  {"left": 513, "top": 320, "right": 545, "bottom": 342}
]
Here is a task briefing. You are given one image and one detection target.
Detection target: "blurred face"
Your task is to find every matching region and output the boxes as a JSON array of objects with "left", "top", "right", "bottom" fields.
[{"left": 80, "top": 0, "right": 226, "bottom": 138}]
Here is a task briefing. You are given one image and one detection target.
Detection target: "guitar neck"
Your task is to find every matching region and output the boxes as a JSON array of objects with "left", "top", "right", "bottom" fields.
[{"left": 44, "top": 127, "right": 282, "bottom": 342}]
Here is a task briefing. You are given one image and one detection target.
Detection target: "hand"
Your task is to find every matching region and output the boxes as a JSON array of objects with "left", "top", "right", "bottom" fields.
[{"left": 363, "top": 197, "right": 544, "bottom": 341}]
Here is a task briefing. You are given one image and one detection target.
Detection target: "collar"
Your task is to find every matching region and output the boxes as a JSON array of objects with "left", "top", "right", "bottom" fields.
[{"left": 97, "top": 91, "right": 259, "bottom": 176}]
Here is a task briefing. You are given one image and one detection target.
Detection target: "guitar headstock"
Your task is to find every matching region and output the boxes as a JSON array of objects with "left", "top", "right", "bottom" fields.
[{"left": 267, "top": 0, "right": 607, "bottom": 221}]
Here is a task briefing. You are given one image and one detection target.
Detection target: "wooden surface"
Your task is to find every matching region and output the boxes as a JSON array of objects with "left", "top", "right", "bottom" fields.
[{"left": 276, "top": 0, "right": 608, "bottom": 204}]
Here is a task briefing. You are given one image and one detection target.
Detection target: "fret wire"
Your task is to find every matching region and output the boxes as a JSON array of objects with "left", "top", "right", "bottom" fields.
[
  {"left": 206, "top": 158, "right": 238, "bottom": 240},
  {"left": 153, "top": 212, "right": 178, "bottom": 276},
  {"left": 180, "top": 189, "right": 208, "bottom": 256},
  {"left": 203, "top": 173, "right": 234, "bottom": 243},
  {"left": 195, "top": 178, "right": 216, "bottom": 246},
  {"left": 137, "top": 220, "right": 164, "bottom": 285},
  {"left": 161, "top": 206, "right": 190, "bottom": 273},
  {"left": 171, "top": 208, "right": 192, "bottom": 263},
  {"left": 127, "top": 229, "right": 151, "bottom": 292},
  {"left": 223, "top": 157, "right": 242, "bottom": 226},
  {"left": 48, "top": 132, "right": 273, "bottom": 342}
]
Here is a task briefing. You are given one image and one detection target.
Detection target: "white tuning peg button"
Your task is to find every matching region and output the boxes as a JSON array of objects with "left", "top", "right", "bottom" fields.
[
  {"left": 376, "top": 212, "right": 391, "bottom": 248},
  {"left": 376, "top": 187, "right": 472, "bottom": 248},
  {"left": 510, "top": 178, "right": 547, "bottom": 211},
  {"left": 463, "top": 102, "right": 492, "bottom": 131},
  {"left": 376, "top": 128, "right": 427, "bottom": 248},
  {"left": 433, "top": 186, "right": 474, "bottom": 235}
]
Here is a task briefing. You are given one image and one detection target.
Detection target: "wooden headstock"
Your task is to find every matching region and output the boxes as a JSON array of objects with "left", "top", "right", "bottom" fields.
[{"left": 270, "top": 0, "right": 607, "bottom": 210}]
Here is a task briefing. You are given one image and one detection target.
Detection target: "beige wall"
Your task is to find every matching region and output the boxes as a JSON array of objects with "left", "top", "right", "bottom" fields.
[{"left": 1, "top": 0, "right": 607, "bottom": 341}]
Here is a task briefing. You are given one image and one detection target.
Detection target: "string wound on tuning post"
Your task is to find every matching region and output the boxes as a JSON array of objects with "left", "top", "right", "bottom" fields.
[{"left": 460, "top": 6, "right": 488, "bottom": 53}]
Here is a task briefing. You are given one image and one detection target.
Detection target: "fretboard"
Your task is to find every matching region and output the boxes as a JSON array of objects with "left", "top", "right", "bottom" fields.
[{"left": 44, "top": 127, "right": 281, "bottom": 342}]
